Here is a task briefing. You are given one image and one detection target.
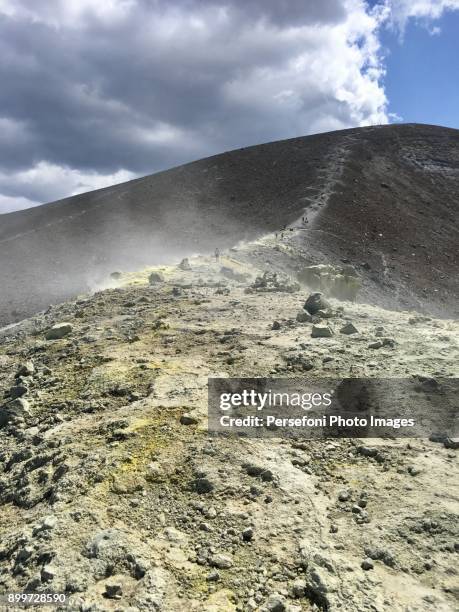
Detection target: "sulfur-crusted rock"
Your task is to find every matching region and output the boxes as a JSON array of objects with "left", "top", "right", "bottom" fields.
[
  {"left": 246, "top": 271, "right": 299, "bottom": 294},
  {"left": 298, "top": 264, "right": 361, "bottom": 301}
]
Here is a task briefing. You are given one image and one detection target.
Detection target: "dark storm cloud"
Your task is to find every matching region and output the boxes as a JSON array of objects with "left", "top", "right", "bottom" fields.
[{"left": 0, "top": 0, "right": 389, "bottom": 210}]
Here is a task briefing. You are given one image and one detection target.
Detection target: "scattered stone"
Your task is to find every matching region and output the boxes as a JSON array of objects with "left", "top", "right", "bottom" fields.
[
  {"left": 242, "top": 527, "right": 254, "bottom": 542},
  {"left": 291, "top": 579, "right": 307, "bottom": 598},
  {"left": 0, "top": 397, "right": 31, "bottom": 426},
  {"left": 285, "top": 354, "right": 314, "bottom": 371},
  {"left": 340, "top": 322, "right": 358, "bottom": 335},
  {"left": 271, "top": 320, "right": 281, "bottom": 330},
  {"left": 33, "top": 515, "right": 57, "bottom": 535},
  {"left": 444, "top": 438, "right": 459, "bottom": 450},
  {"left": 16, "top": 361, "right": 35, "bottom": 377},
  {"left": 246, "top": 271, "right": 299, "bottom": 293},
  {"left": 149, "top": 271, "right": 164, "bottom": 284},
  {"left": 164, "top": 527, "right": 187, "bottom": 543},
  {"left": 265, "top": 594, "right": 287, "bottom": 611},
  {"left": 364, "top": 547, "right": 395, "bottom": 567},
  {"left": 209, "top": 553, "right": 233, "bottom": 569},
  {"left": 338, "top": 490, "right": 351, "bottom": 502},
  {"left": 368, "top": 340, "right": 383, "bottom": 349},
  {"left": 243, "top": 464, "right": 274, "bottom": 481},
  {"left": 9, "top": 385, "right": 28, "bottom": 399},
  {"left": 45, "top": 323, "right": 73, "bottom": 340},
  {"left": 206, "top": 571, "right": 220, "bottom": 582},
  {"left": 304, "top": 567, "right": 333, "bottom": 610},
  {"left": 304, "top": 293, "right": 331, "bottom": 315},
  {"left": 205, "top": 507, "right": 217, "bottom": 519},
  {"left": 311, "top": 325, "right": 333, "bottom": 338},
  {"left": 110, "top": 271, "right": 122, "bottom": 280},
  {"left": 180, "top": 413, "right": 199, "bottom": 425},
  {"left": 192, "top": 478, "right": 214, "bottom": 494},
  {"left": 145, "top": 462, "right": 162, "bottom": 482},
  {"left": 357, "top": 446, "right": 378, "bottom": 458},
  {"left": 199, "top": 522, "right": 212, "bottom": 532},
  {"left": 361, "top": 558, "right": 374, "bottom": 571},
  {"left": 296, "top": 311, "right": 312, "bottom": 322},
  {"left": 104, "top": 583, "right": 123, "bottom": 599},
  {"left": 178, "top": 258, "right": 191, "bottom": 271},
  {"left": 41, "top": 565, "right": 57, "bottom": 582}
]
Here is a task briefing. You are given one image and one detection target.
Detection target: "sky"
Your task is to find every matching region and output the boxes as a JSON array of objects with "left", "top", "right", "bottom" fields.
[{"left": 0, "top": 0, "right": 458, "bottom": 213}]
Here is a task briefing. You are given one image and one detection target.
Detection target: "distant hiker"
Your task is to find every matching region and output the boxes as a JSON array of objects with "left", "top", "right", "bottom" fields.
[{"left": 215, "top": 248, "right": 220, "bottom": 262}]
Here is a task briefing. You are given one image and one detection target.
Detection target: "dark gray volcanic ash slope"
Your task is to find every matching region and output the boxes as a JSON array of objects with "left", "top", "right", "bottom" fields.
[{"left": 0, "top": 123, "right": 458, "bottom": 326}]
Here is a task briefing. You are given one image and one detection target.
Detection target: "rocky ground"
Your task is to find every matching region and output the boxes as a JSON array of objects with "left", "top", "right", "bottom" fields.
[{"left": 0, "top": 231, "right": 458, "bottom": 611}]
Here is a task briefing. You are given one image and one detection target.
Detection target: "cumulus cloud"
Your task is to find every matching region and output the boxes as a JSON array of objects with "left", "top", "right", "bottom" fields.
[
  {"left": 0, "top": 163, "right": 135, "bottom": 212},
  {"left": 0, "top": 0, "right": 456, "bottom": 212},
  {"left": 387, "top": 0, "right": 459, "bottom": 34}
]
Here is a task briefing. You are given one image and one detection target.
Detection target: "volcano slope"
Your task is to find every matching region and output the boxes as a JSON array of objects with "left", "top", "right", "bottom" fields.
[
  {"left": 0, "top": 123, "right": 458, "bottom": 327},
  {"left": 0, "top": 240, "right": 458, "bottom": 611}
]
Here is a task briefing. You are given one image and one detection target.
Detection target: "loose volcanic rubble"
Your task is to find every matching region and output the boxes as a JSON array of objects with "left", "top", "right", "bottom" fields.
[{"left": 0, "top": 235, "right": 458, "bottom": 612}]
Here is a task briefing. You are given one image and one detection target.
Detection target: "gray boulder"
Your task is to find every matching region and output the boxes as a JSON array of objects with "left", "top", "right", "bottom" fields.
[
  {"left": 45, "top": 323, "right": 73, "bottom": 340},
  {"left": 311, "top": 325, "right": 333, "bottom": 338},
  {"left": 0, "top": 398, "right": 31, "bottom": 427},
  {"left": 209, "top": 553, "right": 233, "bottom": 569},
  {"left": 304, "top": 293, "right": 331, "bottom": 315},
  {"left": 340, "top": 322, "right": 359, "bottom": 335},
  {"left": 148, "top": 271, "right": 164, "bottom": 284},
  {"left": 180, "top": 413, "right": 199, "bottom": 425}
]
